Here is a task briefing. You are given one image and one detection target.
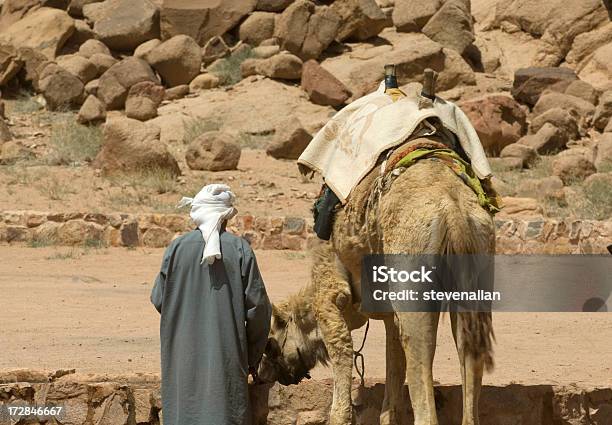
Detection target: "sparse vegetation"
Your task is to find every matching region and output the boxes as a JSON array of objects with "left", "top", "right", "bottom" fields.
[
  {"left": 580, "top": 179, "right": 612, "bottom": 220},
  {"left": 11, "top": 91, "right": 43, "bottom": 114},
  {"left": 182, "top": 117, "right": 221, "bottom": 145},
  {"left": 36, "top": 175, "right": 76, "bottom": 201},
  {"left": 207, "top": 46, "right": 254, "bottom": 86},
  {"left": 47, "top": 114, "right": 103, "bottom": 165},
  {"left": 236, "top": 132, "right": 270, "bottom": 149}
]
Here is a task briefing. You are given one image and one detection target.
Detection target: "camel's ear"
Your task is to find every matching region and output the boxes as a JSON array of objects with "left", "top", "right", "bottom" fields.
[{"left": 272, "top": 304, "right": 289, "bottom": 329}]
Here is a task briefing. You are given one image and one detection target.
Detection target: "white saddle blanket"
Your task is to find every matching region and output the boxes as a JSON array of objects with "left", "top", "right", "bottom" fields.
[{"left": 297, "top": 82, "right": 493, "bottom": 204}]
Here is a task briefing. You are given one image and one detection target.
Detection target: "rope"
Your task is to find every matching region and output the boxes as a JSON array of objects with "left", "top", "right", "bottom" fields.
[{"left": 353, "top": 320, "right": 370, "bottom": 387}]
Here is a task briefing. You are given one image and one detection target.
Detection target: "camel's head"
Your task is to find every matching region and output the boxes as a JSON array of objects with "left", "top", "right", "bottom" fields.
[{"left": 257, "top": 304, "right": 327, "bottom": 386}]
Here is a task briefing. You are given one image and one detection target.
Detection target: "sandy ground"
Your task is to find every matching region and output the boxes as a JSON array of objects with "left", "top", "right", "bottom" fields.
[{"left": 0, "top": 246, "right": 610, "bottom": 387}]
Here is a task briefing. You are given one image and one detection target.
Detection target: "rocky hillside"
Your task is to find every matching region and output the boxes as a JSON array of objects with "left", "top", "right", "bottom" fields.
[{"left": 0, "top": 0, "right": 611, "bottom": 220}]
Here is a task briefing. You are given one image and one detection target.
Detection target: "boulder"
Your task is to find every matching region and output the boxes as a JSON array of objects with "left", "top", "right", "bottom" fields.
[
  {"left": 563, "top": 80, "right": 599, "bottom": 106},
  {"left": 13, "top": 47, "right": 47, "bottom": 90},
  {"left": 239, "top": 12, "right": 276, "bottom": 46},
  {"left": 0, "top": 0, "right": 43, "bottom": 29},
  {"left": 422, "top": 0, "right": 474, "bottom": 54},
  {"left": 392, "top": 0, "right": 440, "bottom": 32},
  {"left": 567, "top": 22, "right": 612, "bottom": 68},
  {"left": 593, "top": 91, "right": 612, "bottom": 132},
  {"left": 275, "top": 0, "right": 341, "bottom": 60},
  {"left": 201, "top": 36, "right": 230, "bottom": 66},
  {"left": 185, "top": 131, "right": 241, "bottom": 171},
  {"left": 84, "top": 0, "right": 159, "bottom": 51},
  {"left": 530, "top": 108, "right": 579, "bottom": 141},
  {"left": 144, "top": 35, "right": 201, "bottom": 87},
  {"left": 0, "top": 43, "right": 22, "bottom": 87},
  {"left": 0, "top": 7, "right": 74, "bottom": 59},
  {"left": 134, "top": 39, "right": 161, "bottom": 59},
  {"left": 511, "top": 67, "right": 578, "bottom": 106},
  {"left": 256, "top": 53, "right": 303, "bottom": 80},
  {"left": 93, "top": 116, "right": 180, "bottom": 175},
  {"left": 320, "top": 31, "right": 474, "bottom": 100},
  {"left": 56, "top": 54, "right": 97, "bottom": 83},
  {"left": 533, "top": 91, "right": 595, "bottom": 131},
  {"left": 125, "top": 81, "right": 165, "bottom": 121},
  {"left": 88, "top": 53, "right": 117, "bottom": 76},
  {"left": 578, "top": 41, "right": 612, "bottom": 92},
  {"left": 160, "top": 0, "right": 257, "bottom": 45},
  {"left": 500, "top": 143, "right": 538, "bottom": 168},
  {"left": 552, "top": 149, "right": 597, "bottom": 184},
  {"left": 78, "top": 39, "right": 111, "bottom": 58},
  {"left": 77, "top": 94, "right": 106, "bottom": 124},
  {"left": 266, "top": 118, "right": 312, "bottom": 159},
  {"left": 459, "top": 94, "right": 527, "bottom": 156},
  {"left": 301, "top": 60, "right": 351, "bottom": 107},
  {"left": 164, "top": 84, "right": 189, "bottom": 100},
  {"left": 498, "top": 197, "right": 543, "bottom": 218},
  {"left": 256, "top": 0, "right": 293, "bottom": 12},
  {"left": 97, "top": 57, "right": 158, "bottom": 110},
  {"left": 189, "top": 74, "right": 220, "bottom": 92},
  {"left": 331, "top": 0, "right": 387, "bottom": 42},
  {"left": 518, "top": 123, "right": 568, "bottom": 155},
  {"left": 489, "top": 157, "right": 523, "bottom": 171},
  {"left": 66, "top": 19, "right": 96, "bottom": 47},
  {"left": 494, "top": 0, "right": 609, "bottom": 66},
  {"left": 0, "top": 140, "right": 34, "bottom": 164},
  {"left": 38, "top": 63, "right": 84, "bottom": 110},
  {"left": 595, "top": 133, "right": 612, "bottom": 171},
  {"left": 252, "top": 45, "right": 280, "bottom": 59}
]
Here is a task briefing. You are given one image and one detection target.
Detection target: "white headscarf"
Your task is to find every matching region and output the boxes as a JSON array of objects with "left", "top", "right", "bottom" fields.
[{"left": 177, "top": 184, "right": 237, "bottom": 265}]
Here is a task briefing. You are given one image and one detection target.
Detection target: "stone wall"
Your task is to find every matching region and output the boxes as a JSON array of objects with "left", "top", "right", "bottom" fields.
[
  {"left": 0, "top": 371, "right": 610, "bottom": 425},
  {"left": 0, "top": 210, "right": 610, "bottom": 254}
]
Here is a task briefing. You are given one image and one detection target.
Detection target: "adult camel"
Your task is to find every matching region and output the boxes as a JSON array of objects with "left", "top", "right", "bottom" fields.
[{"left": 258, "top": 135, "right": 496, "bottom": 425}]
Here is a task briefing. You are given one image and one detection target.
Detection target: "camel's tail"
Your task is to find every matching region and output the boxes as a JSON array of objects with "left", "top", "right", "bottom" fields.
[{"left": 438, "top": 204, "right": 496, "bottom": 372}]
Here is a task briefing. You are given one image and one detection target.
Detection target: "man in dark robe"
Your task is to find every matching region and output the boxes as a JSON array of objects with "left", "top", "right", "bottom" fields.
[{"left": 151, "top": 184, "right": 271, "bottom": 425}]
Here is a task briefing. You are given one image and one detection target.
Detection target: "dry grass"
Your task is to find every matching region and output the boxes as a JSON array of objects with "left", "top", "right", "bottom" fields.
[
  {"left": 47, "top": 114, "right": 103, "bottom": 165},
  {"left": 207, "top": 46, "right": 254, "bottom": 86},
  {"left": 11, "top": 91, "right": 43, "bottom": 114},
  {"left": 182, "top": 117, "right": 220, "bottom": 145},
  {"left": 579, "top": 178, "right": 612, "bottom": 220},
  {"left": 36, "top": 174, "right": 77, "bottom": 201}
]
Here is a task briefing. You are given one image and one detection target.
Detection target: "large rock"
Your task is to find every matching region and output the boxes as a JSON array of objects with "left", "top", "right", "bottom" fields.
[
  {"left": 331, "top": 0, "right": 387, "bottom": 42},
  {"left": 593, "top": 91, "right": 612, "bottom": 132},
  {"left": 125, "top": 81, "right": 165, "bottom": 121},
  {"left": 238, "top": 12, "right": 276, "bottom": 46},
  {"left": 88, "top": 53, "right": 117, "bottom": 77},
  {"left": 251, "top": 53, "right": 303, "bottom": 80},
  {"left": 0, "top": 0, "right": 42, "bottom": 29},
  {"left": 516, "top": 176, "right": 564, "bottom": 200},
  {"left": 511, "top": 67, "right": 578, "bottom": 106},
  {"left": 494, "top": 0, "right": 609, "bottom": 66},
  {"left": 0, "top": 7, "right": 74, "bottom": 59},
  {"left": 189, "top": 73, "right": 220, "bottom": 92},
  {"left": 77, "top": 94, "right": 106, "bottom": 124},
  {"left": 577, "top": 42, "right": 612, "bottom": 92},
  {"left": 422, "top": 0, "right": 474, "bottom": 54},
  {"left": 0, "top": 43, "right": 22, "bottom": 86},
  {"left": 566, "top": 22, "right": 612, "bottom": 68},
  {"left": 497, "top": 197, "right": 543, "bottom": 218},
  {"left": 97, "top": 57, "right": 158, "bottom": 109},
  {"left": 68, "top": 0, "right": 105, "bottom": 18},
  {"left": 459, "top": 94, "right": 527, "bottom": 156},
  {"left": 134, "top": 39, "right": 161, "bottom": 59},
  {"left": 56, "top": 54, "right": 98, "bottom": 83},
  {"left": 185, "top": 131, "right": 241, "bottom": 171},
  {"left": 563, "top": 79, "right": 600, "bottom": 106},
  {"left": 530, "top": 108, "right": 579, "bottom": 141},
  {"left": 518, "top": 123, "right": 568, "bottom": 155},
  {"left": 500, "top": 143, "right": 537, "bottom": 168},
  {"left": 38, "top": 63, "right": 84, "bottom": 110},
  {"left": 552, "top": 149, "right": 597, "bottom": 184},
  {"left": 83, "top": 0, "right": 159, "bottom": 51},
  {"left": 144, "top": 35, "right": 201, "bottom": 87},
  {"left": 160, "top": 0, "right": 257, "bottom": 45},
  {"left": 321, "top": 30, "right": 474, "bottom": 100},
  {"left": 533, "top": 92, "right": 595, "bottom": 131},
  {"left": 201, "top": 36, "right": 230, "bottom": 66},
  {"left": 595, "top": 133, "right": 612, "bottom": 171},
  {"left": 78, "top": 39, "right": 111, "bottom": 58},
  {"left": 392, "top": 0, "right": 440, "bottom": 32},
  {"left": 93, "top": 116, "right": 180, "bottom": 175},
  {"left": 266, "top": 118, "right": 312, "bottom": 159},
  {"left": 256, "top": 0, "right": 293, "bottom": 12},
  {"left": 275, "top": 0, "right": 341, "bottom": 60},
  {"left": 301, "top": 60, "right": 351, "bottom": 107}
]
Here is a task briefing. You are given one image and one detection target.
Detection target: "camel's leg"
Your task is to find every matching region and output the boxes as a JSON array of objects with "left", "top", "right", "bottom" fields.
[
  {"left": 380, "top": 314, "right": 407, "bottom": 425},
  {"left": 315, "top": 297, "right": 354, "bottom": 425},
  {"left": 451, "top": 313, "right": 484, "bottom": 425},
  {"left": 396, "top": 312, "right": 440, "bottom": 425}
]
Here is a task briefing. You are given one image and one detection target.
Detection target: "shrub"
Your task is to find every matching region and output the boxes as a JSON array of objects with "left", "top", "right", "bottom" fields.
[
  {"left": 47, "top": 114, "right": 103, "bottom": 165},
  {"left": 207, "top": 46, "right": 254, "bottom": 86}
]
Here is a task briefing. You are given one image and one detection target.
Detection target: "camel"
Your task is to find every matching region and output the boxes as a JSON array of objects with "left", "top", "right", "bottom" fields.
[{"left": 257, "top": 135, "right": 496, "bottom": 425}]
